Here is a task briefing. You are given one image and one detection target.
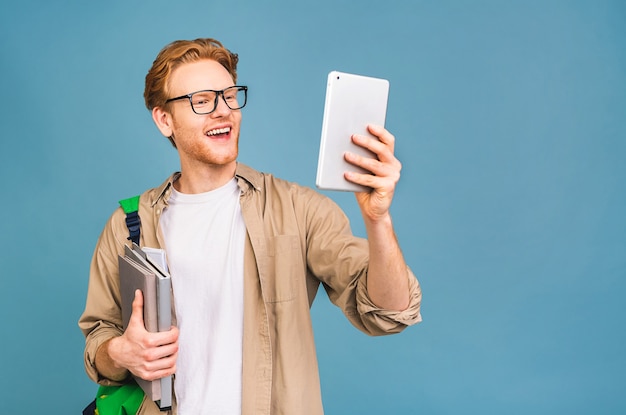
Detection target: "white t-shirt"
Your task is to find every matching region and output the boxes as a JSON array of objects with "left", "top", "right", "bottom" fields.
[{"left": 160, "top": 178, "right": 245, "bottom": 414}]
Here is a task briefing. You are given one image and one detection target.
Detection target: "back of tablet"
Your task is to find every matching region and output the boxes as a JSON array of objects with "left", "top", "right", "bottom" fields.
[{"left": 316, "top": 71, "right": 389, "bottom": 192}]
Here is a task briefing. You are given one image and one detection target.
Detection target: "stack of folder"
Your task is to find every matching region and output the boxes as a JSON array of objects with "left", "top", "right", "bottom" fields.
[{"left": 119, "top": 243, "right": 172, "bottom": 410}]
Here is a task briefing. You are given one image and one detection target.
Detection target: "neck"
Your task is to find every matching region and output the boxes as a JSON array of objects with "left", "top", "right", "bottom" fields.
[{"left": 174, "top": 161, "right": 237, "bottom": 194}]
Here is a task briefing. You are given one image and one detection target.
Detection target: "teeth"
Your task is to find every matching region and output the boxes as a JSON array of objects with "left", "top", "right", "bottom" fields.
[{"left": 206, "top": 127, "right": 230, "bottom": 136}]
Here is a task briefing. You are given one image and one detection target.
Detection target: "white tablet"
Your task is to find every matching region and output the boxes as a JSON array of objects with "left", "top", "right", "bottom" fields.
[{"left": 315, "top": 71, "right": 389, "bottom": 192}]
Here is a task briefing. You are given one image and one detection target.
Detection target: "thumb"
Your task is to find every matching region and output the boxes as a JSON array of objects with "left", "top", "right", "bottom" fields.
[{"left": 129, "top": 289, "right": 145, "bottom": 328}]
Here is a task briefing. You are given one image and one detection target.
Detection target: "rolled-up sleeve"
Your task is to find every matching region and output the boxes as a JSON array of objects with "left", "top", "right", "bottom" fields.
[
  {"left": 356, "top": 267, "right": 422, "bottom": 335},
  {"left": 301, "top": 188, "right": 422, "bottom": 336}
]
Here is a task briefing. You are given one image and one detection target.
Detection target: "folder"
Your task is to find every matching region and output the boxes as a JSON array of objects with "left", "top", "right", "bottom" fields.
[{"left": 119, "top": 244, "right": 172, "bottom": 410}]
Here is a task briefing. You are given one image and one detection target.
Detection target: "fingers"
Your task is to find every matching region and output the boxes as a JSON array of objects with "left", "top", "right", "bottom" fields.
[
  {"left": 348, "top": 125, "right": 399, "bottom": 166},
  {"left": 365, "top": 124, "right": 396, "bottom": 155},
  {"left": 112, "top": 325, "right": 179, "bottom": 381},
  {"left": 128, "top": 290, "right": 179, "bottom": 346},
  {"left": 133, "top": 339, "right": 179, "bottom": 381},
  {"left": 145, "top": 325, "right": 179, "bottom": 350},
  {"left": 344, "top": 149, "right": 401, "bottom": 182},
  {"left": 111, "top": 290, "right": 180, "bottom": 381},
  {"left": 344, "top": 126, "right": 401, "bottom": 189},
  {"left": 129, "top": 289, "right": 145, "bottom": 328}
]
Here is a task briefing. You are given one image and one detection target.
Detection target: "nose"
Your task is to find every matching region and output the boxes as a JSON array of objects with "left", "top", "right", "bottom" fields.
[{"left": 211, "top": 92, "right": 232, "bottom": 117}]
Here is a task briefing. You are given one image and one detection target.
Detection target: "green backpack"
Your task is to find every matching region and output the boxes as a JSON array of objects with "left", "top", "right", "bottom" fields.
[{"left": 92, "top": 383, "right": 144, "bottom": 415}]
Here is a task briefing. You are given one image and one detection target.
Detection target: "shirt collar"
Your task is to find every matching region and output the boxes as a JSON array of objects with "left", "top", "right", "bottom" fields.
[{"left": 151, "top": 162, "right": 262, "bottom": 207}]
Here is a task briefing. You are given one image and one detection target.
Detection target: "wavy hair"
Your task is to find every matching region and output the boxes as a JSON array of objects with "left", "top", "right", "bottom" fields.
[{"left": 144, "top": 38, "right": 239, "bottom": 111}]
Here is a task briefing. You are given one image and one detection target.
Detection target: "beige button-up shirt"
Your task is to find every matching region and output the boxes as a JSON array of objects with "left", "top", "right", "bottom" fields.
[{"left": 79, "top": 163, "right": 422, "bottom": 414}]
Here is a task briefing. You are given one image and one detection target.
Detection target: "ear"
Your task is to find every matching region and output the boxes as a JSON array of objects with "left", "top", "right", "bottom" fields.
[{"left": 152, "top": 106, "right": 174, "bottom": 138}]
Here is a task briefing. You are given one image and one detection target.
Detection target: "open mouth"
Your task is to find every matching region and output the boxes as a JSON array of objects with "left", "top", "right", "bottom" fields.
[{"left": 206, "top": 127, "right": 231, "bottom": 138}]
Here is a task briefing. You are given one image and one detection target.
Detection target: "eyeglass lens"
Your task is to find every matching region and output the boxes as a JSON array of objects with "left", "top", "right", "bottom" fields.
[{"left": 190, "top": 87, "right": 246, "bottom": 114}]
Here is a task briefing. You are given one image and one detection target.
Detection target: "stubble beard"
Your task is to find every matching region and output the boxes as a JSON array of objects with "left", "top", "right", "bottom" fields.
[{"left": 174, "top": 128, "right": 240, "bottom": 168}]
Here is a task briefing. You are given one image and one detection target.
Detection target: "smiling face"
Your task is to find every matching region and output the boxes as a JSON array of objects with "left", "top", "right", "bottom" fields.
[{"left": 152, "top": 59, "right": 242, "bottom": 178}]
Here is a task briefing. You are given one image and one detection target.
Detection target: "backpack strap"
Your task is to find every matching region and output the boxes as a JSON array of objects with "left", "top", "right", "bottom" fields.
[{"left": 119, "top": 195, "right": 141, "bottom": 246}]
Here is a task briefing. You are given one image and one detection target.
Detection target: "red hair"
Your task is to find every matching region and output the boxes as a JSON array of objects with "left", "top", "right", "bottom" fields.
[{"left": 144, "top": 38, "right": 239, "bottom": 111}]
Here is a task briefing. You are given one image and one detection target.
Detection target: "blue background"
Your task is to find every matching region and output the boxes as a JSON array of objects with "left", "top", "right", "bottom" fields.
[{"left": 1, "top": 1, "right": 625, "bottom": 413}]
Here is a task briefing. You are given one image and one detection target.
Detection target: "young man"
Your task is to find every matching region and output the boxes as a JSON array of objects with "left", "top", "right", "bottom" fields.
[{"left": 79, "top": 38, "right": 422, "bottom": 415}]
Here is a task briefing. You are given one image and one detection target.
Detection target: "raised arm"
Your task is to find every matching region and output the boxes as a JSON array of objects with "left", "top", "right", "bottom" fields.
[{"left": 344, "top": 124, "right": 410, "bottom": 311}]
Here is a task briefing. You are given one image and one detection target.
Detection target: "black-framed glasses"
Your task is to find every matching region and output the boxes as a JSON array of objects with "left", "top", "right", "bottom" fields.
[{"left": 165, "top": 85, "right": 248, "bottom": 115}]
